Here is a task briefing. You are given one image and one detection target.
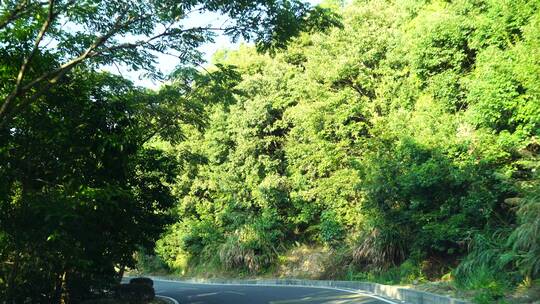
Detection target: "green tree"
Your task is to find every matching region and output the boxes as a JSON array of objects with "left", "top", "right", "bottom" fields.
[
  {"left": 0, "top": 0, "right": 339, "bottom": 126},
  {"left": 0, "top": 70, "right": 178, "bottom": 302}
]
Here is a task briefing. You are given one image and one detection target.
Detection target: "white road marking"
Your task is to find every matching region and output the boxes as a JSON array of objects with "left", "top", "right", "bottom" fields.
[
  {"left": 156, "top": 294, "right": 180, "bottom": 304},
  {"left": 152, "top": 278, "right": 401, "bottom": 304}
]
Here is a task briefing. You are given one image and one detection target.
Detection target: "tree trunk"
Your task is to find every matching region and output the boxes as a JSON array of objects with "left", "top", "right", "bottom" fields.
[
  {"left": 118, "top": 264, "right": 126, "bottom": 283},
  {"left": 5, "top": 253, "right": 20, "bottom": 303},
  {"left": 60, "top": 271, "right": 69, "bottom": 304}
]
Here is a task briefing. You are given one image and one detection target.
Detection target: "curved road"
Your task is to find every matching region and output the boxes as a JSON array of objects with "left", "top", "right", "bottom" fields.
[{"left": 153, "top": 279, "right": 395, "bottom": 304}]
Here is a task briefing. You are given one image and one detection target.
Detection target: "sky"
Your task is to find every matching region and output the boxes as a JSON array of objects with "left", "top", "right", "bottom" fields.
[{"left": 115, "top": 0, "right": 323, "bottom": 89}]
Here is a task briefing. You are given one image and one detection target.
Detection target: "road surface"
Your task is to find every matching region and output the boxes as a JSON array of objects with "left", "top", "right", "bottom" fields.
[{"left": 153, "top": 279, "right": 395, "bottom": 304}]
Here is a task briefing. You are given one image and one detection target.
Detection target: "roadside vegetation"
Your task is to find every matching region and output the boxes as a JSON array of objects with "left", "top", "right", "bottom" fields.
[
  {"left": 1, "top": 0, "right": 539, "bottom": 303},
  {"left": 136, "top": 1, "right": 539, "bottom": 303}
]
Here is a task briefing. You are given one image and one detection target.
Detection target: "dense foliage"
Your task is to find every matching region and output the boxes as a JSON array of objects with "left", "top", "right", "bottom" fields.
[
  {"left": 0, "top": 70, "right": 179, "bottom": 303},
  {"left": 0, "top": 0, "right": 334, "bottom": 303},
  {"left": 155, "top": 0, "right": 540, "bottom": 301},
  {"left": 1, "top": 0, "right": 538, "bottom": 303}
]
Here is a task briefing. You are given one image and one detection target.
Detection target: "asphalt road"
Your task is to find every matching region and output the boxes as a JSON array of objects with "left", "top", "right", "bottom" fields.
[{"left": 153, "top": 279, "right": 394, "bottom": 304}]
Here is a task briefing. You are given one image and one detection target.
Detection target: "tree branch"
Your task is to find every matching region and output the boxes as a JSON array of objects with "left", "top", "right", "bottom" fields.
[
  {"left": 0, "top": 8, "right": 137, "bottom": 126},
  {"left": 0, "top": 0, "right": 56, "bottom": 119},
  {"left": 99, "top": 25, "right": 231, "bottom": 56},
  {"left": 0, "top": 6, "right": 234, "bottom": 127},
  {"left": 0, "top": 1, "right": 54, "bottom": 30},
  {"left": 0, "top": 0, "right": 29, "bottom": 31}
]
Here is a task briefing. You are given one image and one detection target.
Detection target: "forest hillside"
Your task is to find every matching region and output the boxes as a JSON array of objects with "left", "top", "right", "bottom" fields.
[{"left": 148, "top": 0, "right": 540, "bottom": 302}]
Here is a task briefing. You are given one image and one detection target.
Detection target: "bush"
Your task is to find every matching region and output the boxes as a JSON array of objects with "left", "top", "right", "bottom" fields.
[
  {"left": 398, "top": 260, "right": 426, "bottom": 284},
  {"left": 463, "top": 267, "right": 509, "bottom": 304},
  {"left": 135, "top": 249, "right": 170, "bottom": 275},
  {"left": 218, "top": 222, "right": 279, "bottom": 274},
  {"left": 353, "top": 228, "right": 407, "bottom": 270},
  {"left": 114, "top": 283, "right": 155, "bottom": 304},
  {"left": 319, "top": 211, "right": 345, "bottom": 246},
  {"left": 455, "top": 237, "right": 512, "bottom": 303},
  {"left": 219, "top": 234, "right": 276, "bottom": 274},
  {"left": 156, "top": 219, "right": 224, "bottom": 271}
]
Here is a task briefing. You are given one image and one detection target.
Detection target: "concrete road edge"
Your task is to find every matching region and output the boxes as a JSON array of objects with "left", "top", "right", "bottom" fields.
[
  {"left": 144, "top": 276, "right": 469, "bottom": 304},
  {"left": 156, "top": 294, "right": 180, "bottom": 304}
]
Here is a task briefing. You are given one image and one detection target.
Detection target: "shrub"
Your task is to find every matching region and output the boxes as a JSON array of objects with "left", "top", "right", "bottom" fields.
[
  {"left": 155, "top": 219, "right": 223, "bottom": 271},
  {"left": 219, "top": 224, "right": 278, "bottom": 273},
  {"left": 398, "top": 260, "right": 426, "bottom": 284},
  {"left": 219, "top": 235, "right": 276, "bottom": 274},
  {"left": 135, "top": 249, "right": 170, "bottom": 275},
  {"left": 353, "top": 228, "right": 407, "bottom": 270},
  {"left": 319, "top": 211, "right": 345, "bottom": 246},
  {"left": 454, "top": 232, "right": 513, "bottom": 303},
  {"left": 462, "top": 267, "right": 509, "bottom": 304}
]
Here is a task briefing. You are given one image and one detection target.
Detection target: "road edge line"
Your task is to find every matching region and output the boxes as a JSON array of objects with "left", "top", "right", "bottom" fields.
[
  {"left": 152, "top": 278, "right": 400, "bottom": 304},
  {"left": 156, "top": 294, "right": 180, "bottom": 304}
]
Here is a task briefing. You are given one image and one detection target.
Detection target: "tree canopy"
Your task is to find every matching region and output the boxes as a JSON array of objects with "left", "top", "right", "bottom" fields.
[{"left": 0, "top": 0, "right": 339, "bottom": 126}]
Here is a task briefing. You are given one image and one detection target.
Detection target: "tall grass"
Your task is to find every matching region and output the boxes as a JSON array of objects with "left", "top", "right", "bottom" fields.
[
  {"left": 453, "top": 230, "right": 515, "bottom": 303},
  {"left": 507, "top": 173, "right": 540, "bottom": 280},
  {"left": 352, "top": 228, "right": 407, "bottom": 271},
  {"left": 219, "top": 228, "right": 277, "bottom": 274}
]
